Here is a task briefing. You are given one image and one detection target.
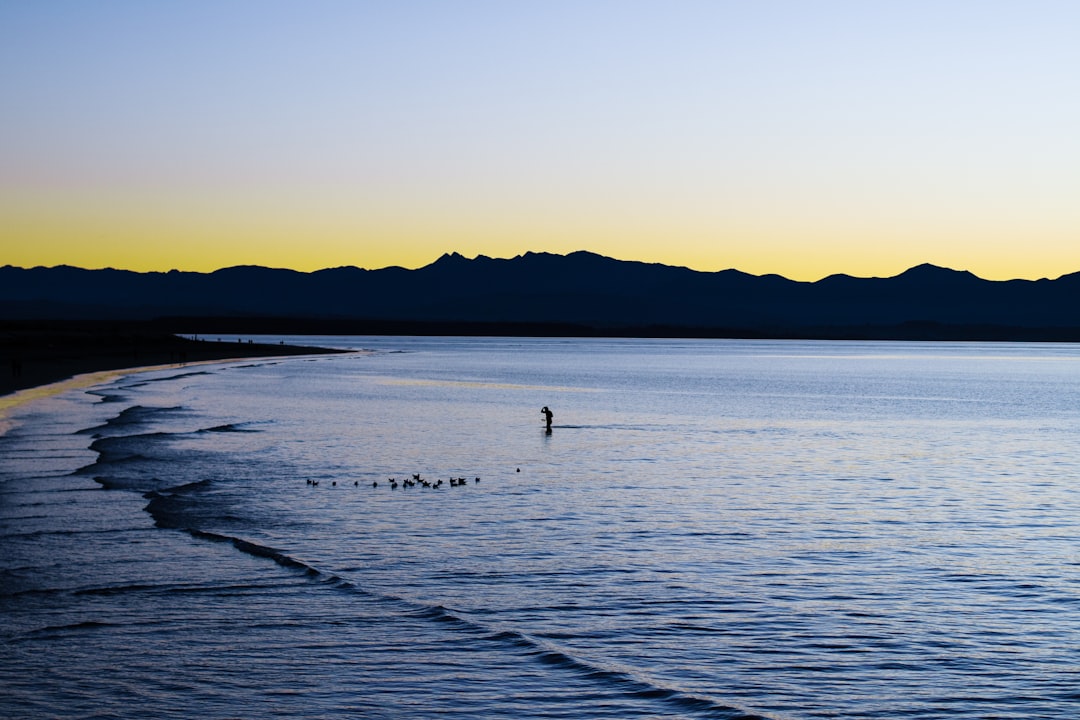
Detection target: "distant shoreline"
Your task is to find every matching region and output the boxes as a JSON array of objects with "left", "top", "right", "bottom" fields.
[
  {"left": 0, "top": 325, "right": 350, "bottom": 401},
  {"left": 149, "top": 316, "right": 1080, "bottom": 343}
]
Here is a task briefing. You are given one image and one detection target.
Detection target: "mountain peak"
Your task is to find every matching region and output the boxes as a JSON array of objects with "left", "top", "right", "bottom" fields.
[{"left": 895, "top": 263, "right": 979, "bottom": 281}]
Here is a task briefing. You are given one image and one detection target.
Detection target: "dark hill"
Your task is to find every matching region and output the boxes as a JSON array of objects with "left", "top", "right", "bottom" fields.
[{"left": 3, "top": 253, "right": 1080, "bottom": 340}]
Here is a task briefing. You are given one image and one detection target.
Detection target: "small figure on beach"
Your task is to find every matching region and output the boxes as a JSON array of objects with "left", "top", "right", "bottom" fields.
[{"left": 541, "top": 405, "right": 553, "bottom": 431}]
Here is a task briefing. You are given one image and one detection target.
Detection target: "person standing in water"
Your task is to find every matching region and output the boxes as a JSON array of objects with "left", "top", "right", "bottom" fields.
[{"left": 541, "top": 406, "right": 553, "bottom": 430}]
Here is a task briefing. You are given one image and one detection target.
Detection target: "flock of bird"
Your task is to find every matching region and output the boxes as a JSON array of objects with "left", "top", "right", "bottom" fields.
[
  {"left": 304, "top": 471, "right": 515, "bottom": 490},
  {"left": 372, "top": 473, "right": 480, "bottom": 490}
]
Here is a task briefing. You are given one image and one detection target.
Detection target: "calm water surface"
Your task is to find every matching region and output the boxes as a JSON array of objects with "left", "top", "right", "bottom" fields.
[{"left": 2, "top": 338, "right": 1079, "bottom": 719}]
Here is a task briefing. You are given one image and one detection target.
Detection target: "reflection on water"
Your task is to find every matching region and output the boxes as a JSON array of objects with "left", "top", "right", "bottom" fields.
[{"left": 3, "top": 338, "right": 1080, "bottom": 719}]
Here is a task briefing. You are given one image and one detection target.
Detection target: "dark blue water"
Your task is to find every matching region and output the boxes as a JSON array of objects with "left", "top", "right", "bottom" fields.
[{"left": 3, "top": 338, "right": 1079, "bottom": 718}]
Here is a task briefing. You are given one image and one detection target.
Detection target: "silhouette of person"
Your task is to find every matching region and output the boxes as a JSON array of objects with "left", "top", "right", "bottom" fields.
[{"left": 541, "top": 405, "right": 553, "bottom": 430}]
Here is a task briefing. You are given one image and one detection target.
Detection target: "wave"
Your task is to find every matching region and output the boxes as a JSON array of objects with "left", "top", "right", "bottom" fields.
[
  {"left": 146, "top": 495, "right": 775, "bottom": 720},
  {"left": 73, "top": 583, "right": 165, "bottom": 597},
  {"left": 3, "top": 579, "right": 292, "bottom": 603},
  {"left": 25, "top": 620, "right": 118, "bottom": 637},
  {"left": 199, "top": 423, "right": 259, "bottom": 433},
  {"left": 152, "top": 478, "right": 211, "bottom": 494},
  {"left": 85, "top": 390, "right": 126, "bottom": 404},
  {"left": 119, "top": 369, "right": 214, "bottom": 390},
  {"left": 88, "top": 432, "right": 169, "bottom": 452},
  {"left": 75, "top": 413, "right": 256, "bottom": 491},
  {"left": 0, "top": 526, "right": 140, "bottom": 542},
  {"left": 187, "top": 530, "right": 327, "bottom": 579},
  {"left": 143, "top": 486, "right": 211, "bottom": 524},
  {"left": 76, "top": 434, "right": 166, "bottom": 478},
  {"left": 38, "top": 620, "right": 115, "bottom": 631},
  {"left": 76, "top": 405, "right": 184, "bottom": 435},
  {"left": 71, "top": 579, "right": 279, "bottom": 597},
  {"left": 0, "top": 562, "right": 76, "bottom": 602}
]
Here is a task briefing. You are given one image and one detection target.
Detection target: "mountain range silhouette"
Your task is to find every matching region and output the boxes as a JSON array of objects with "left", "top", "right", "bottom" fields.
[{"left": 5, "top": 251, "right": 1080, "bottom": 340}]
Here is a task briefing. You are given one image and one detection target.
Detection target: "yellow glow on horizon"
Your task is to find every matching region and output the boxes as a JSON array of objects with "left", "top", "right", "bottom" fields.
[
  {"left": 4, "top": 174, "right": 1080, "bottom": 282},
  {"left": 5, "top": 189, "right": 1080, "bottom": 282}
]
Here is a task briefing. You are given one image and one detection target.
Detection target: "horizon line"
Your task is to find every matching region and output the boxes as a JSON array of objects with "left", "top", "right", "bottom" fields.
[{"left": 3, "top": 250, "right": 1074, "bottom": 284}]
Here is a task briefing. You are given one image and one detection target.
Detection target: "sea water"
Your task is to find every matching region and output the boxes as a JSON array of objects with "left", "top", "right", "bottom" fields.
[{"left": 2, "top": 337, "right": 1079, "bottom": 719}]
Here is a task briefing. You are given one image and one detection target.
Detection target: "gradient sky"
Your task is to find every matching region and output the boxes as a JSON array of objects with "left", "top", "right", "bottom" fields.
[{"left": 2, "top": 1, "right": 1078, "bottom": 280}]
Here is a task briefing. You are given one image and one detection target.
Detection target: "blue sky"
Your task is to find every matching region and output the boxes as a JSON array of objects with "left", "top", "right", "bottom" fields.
[{"left": 2, "top": 1, "right": 1078, "bottom": 279}]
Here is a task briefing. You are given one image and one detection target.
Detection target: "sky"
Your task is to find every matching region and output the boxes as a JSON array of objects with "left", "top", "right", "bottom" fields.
[{"left": 2, "top": 1, "right": 1078, "bottom": 281}]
